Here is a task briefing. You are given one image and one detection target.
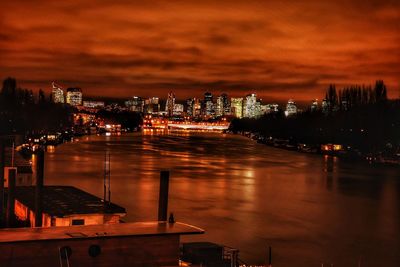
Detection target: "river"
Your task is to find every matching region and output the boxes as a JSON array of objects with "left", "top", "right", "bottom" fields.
[{"left": 43, "top": 132, "right": 400, "bottom": 266}]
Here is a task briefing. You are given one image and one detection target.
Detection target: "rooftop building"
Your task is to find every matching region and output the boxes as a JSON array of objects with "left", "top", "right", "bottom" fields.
[{"left": 11, "top": 186, "right": 126, "bottom": 227}]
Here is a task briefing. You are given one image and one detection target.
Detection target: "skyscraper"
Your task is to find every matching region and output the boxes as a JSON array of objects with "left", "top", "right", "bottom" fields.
[
  {"left": 66, "top": 88, "right": 82, "bottom": 106},
  {"left": 166, "top": 92, "right": 175, "bottom": 117},
  {"left": 186, "top": 98, "right": 194, "bottom": 117},
  {"left": 231, "top": 98, "right": 243, "bottom": 118},
  {"left": 52, "top": 82, "right": 64, "bottom": 103},
  {"left": 216, "top": 93, "right": 230, "bottom": 116},
  {"left": 203, "top": 92, "right": 214, "bottom": 116},
  {"left": 243, "top": 93, "right": 258, "bottom": 118}
]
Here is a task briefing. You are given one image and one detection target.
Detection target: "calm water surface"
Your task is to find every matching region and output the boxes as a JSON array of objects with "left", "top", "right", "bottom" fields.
[{"left": 43, "top": 132, "right": 400, "bottom": 266}]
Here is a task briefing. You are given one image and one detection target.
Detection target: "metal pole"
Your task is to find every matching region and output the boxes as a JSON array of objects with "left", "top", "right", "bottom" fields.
[
  {"left": 158, "top": 171, "right": 169, "bottom": 221},
  {"left": 35, "top": 149, "right": 44, "bottom": 227},
  {"left": 6, "top": 168, "right": 16, "bottom": 228},
  {"left": 268, "top": 246, "right": 272, "bottom": 267}
]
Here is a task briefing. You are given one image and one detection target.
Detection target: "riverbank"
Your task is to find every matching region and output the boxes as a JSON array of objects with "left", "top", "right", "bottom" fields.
[{"left": 228, "top": 130, "right": 400, "bottom": 166}]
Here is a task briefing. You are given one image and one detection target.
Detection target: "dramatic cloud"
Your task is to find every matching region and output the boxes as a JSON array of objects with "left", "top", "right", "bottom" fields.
[{"left": 0, "top": 0, "right": 399, "bottom": 101}]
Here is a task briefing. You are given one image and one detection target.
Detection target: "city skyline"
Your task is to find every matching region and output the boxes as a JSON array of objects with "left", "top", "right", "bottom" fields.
[{"left": 1, "top": 0, "right": 399, "bottom": 101}]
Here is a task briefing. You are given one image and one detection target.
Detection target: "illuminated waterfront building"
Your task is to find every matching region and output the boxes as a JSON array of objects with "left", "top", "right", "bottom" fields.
[
  {"left": 51, "top": 82, "right": 64, "bottom": 103},
  {"left": 243, "top": 93, "right": 258, "bottom": 118},
  {"left": 231, "top": 98, "right": 243, "bottom": 118},
  {"left": 284, "top": 99, "right": 297, "bottom": 117},
  {"left": 166, "top": 92, "right": 175, "bottom": 117},
  {"left": 125, "top": 96, "right": 143, "bottom": 112},
  {"left": 66, "top": 88, "right": 82, "bottom": 106}
]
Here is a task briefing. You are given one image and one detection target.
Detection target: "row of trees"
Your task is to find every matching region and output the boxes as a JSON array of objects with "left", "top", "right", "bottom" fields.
[
  {"left": 324, "top": 80, "right": 388, "bottom": 113},
  {"left": 0, "top": 77, "right": 74, "bottom": 135},
  {"left": 230, "top": 81, "right": 399, "bottom": 154}
]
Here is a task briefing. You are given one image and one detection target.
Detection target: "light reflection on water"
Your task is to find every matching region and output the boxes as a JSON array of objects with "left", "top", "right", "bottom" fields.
[{"left": 43, "top": 132, "right": 400, "bottom": 266}]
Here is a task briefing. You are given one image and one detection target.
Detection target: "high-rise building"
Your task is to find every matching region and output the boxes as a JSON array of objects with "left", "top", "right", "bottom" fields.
[
  {"left": 243, "top": 93, "right": 258, "bottom": 118},
  {"left": 186, "top": 98, "right": 194, "bottom": 117},
  {"left": 203, "top": 92, "right": 214, "bottom": 116},
  {"left": 231, "top": 98, "right": 243, "bottom": 118},
  {"left": 52, "top": 82, "right": 64, "bottom": 103},
  {"left": 125, "top": 96, "right": 143, "bottom": 112},
  {"left": 66, "top": 88, "right": 82, "bottom": 106},
  {"left": 216, "top": 93, "right": 230, "bottom": 116},
  {"left": 216, "top": 96, "right": 224, "bottom": 117},
  {"left": 166, "top": 92, "right": 175, "bottom": 117},
  {"left": 284, "top": 99, "right": 297, "bottom": 117},
  {"left": 194, "top": 98, "right": 201, "bottom": 117}
]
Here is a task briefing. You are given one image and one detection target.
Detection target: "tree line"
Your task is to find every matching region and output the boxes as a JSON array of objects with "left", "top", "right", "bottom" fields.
[
  {"left": 229, "top": 80, "right": 399, "bottom": 155},
  {"left": 0, "top": 77, "right": 73, "bottom": 135}
]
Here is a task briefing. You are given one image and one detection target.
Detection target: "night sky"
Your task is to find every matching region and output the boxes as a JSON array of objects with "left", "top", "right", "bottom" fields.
[{"left": 1, "top": 0, "right": 399, "bottom": 101}]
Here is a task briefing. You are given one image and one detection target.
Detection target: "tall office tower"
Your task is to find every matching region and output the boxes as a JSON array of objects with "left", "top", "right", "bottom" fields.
[
  {"left": 166, "top": 92, "right": 175, "bottom": 117},
  {"left": 66, "top": 87, "right": 82, "bottom": 106},
  {"left": 216, "top": 93, "right": 230, "bottom": 116},
  {"left": 230, "top": 98, "right": 243, "bottom": 118},
  {"left": 203, "top": 92, "right": 214, "bottom": 116},
  {"left": 52, "top": 82, "right": 64, "bottom": 103},
  {"left": 243, "top": 93, "right": 258, "bottom": 118},
  {"left": 186, "top": 98, "right": 194, "bottom": 117}
]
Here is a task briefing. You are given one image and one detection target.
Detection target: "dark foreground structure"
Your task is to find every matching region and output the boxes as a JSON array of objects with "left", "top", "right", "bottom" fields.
[{"left": 0, "top": 221, "right": 204, "bottom": 267}]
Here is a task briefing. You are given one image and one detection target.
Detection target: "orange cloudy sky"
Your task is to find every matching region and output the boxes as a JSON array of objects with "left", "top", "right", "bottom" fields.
[{"left": 0, "top": 0, "right": 399, "bottom": 101}]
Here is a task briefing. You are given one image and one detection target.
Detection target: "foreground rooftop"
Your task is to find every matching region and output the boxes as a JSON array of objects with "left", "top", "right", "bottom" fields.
[{"left": 0, "top": 221, "right": 204, "bottom": 243}]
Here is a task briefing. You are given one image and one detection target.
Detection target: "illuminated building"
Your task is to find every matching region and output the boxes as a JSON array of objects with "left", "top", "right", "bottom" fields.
[
  {"left": 216, "top": 93, "right": 230, "bottom": 116},
  {"left": 186, "top": 98, "right": 194, "bottom": 117},
  {"left": 284, "top": 99, "right": 297, "bottom": 117},
  {"left": 145, "top": 97, "right": 159, "bottom": 105},
  {"left": 13, "top": 186, "right": 126, "bottom": 227},
  {"left": 83, "top": 101, "right": 105, "bottom": 109},
  {"left": 125, "top": 96, "right": 143, "bottom": 112},
  {"left": 231, "top": 98, "right": 243, "bottom": 118},
  {"left": 66, "top": 87, "right": 82, "bottom": 106},
  {"left": 262, "top": 103, "right": 279, "bottom": 114},
  {"left": 194, "top": 98, "right": 201, "bottom": 117},
  {"left": 243, "top": 93, "right": 258, "bottom": 118},
  {"left": 166, "top": 92, "right": 175, "bottom": 117},
  {"left": 173, "top": 103, "right": 184, "bottom": 115},
  {"left": 51, "top": 82, "right": 64, "bottom": 103},
  {"left": 144, "top": 97, "right": 160, "bottom": 114},
  {"left": 203, "top": 92, "right": 214, "bottom": 116}
]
